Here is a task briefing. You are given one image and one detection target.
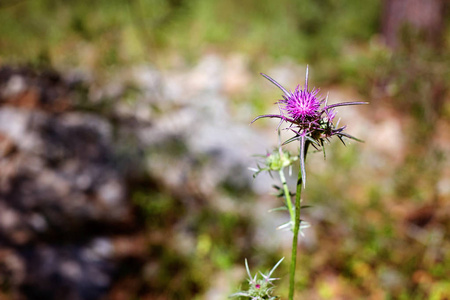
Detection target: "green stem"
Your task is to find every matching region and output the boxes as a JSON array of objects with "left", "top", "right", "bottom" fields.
[
  {"left": 288, "top": 167, "right": 303, "bottom": 300},
  {"left": 279, "top": 169, "right": 294, "bottom": 225},
  {"left": 289, "top": 141, "right": 309, "bottom": 300}
]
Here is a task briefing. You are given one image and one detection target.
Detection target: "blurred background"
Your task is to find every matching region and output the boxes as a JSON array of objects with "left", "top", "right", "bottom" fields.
[{"left": 0, "top": 0, "right": 449, "bottom": 299}]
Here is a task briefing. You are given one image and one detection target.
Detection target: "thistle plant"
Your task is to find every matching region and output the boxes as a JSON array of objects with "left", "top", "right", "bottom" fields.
[
  {"left": 232, "top": 66, "right": 367, "bottom": 299},
  {"left": 253, "top": 67, "right": 367, "bottom": 187}
]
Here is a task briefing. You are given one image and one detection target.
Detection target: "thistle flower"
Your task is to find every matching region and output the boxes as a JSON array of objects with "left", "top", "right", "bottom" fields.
[{"left": 252, "top": 66, "right": 368, "bottom": 186}]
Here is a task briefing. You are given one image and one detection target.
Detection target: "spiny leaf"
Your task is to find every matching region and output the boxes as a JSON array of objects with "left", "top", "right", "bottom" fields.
[
  {"left": 268, "top": 206, "right": 288, "bottom": 212},
  {"left": 299, "top": 135, "right": 307, "bottom": 188}
]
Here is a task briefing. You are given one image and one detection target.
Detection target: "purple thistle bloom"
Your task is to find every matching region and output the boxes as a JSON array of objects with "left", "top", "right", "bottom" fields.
[
  {"left": 280, "top": 86, "right": 321, "bottom": 122},
  {"left": 253, "top": 66, "right": 368, "bottom": 186}
]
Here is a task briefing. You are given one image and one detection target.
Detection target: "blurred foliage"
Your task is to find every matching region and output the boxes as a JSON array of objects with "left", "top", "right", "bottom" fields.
[
  {"left": 129, "top": 180, "right": 256, "bottom": 299},
  {"left": 0, "top": 0, "right": 379, "bottom": 73},
  {"left": 1, "top": 0, "right": 450, "bottom": 299},
  {"left": 342, "top": 23, "right": 450, "bottom": 207},
  {"left": 302, "top": 143, "right": 450, "bottom": 299}
]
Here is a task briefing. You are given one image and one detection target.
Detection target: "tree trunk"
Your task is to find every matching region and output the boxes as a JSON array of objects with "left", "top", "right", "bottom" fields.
[{"left": 382, "top": 0, "right": 446, "bottom": 49}]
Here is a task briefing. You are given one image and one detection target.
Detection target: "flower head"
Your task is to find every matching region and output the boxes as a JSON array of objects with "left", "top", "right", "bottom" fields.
[
  {"left": 279, "top": 85, "right": 321, "bottom": 122},
  {"left": 230, "top": 258, "right": 284, "bottom": 300},
  {"left": 253, "top": 66, "right": 368, "bottom": 186}
]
